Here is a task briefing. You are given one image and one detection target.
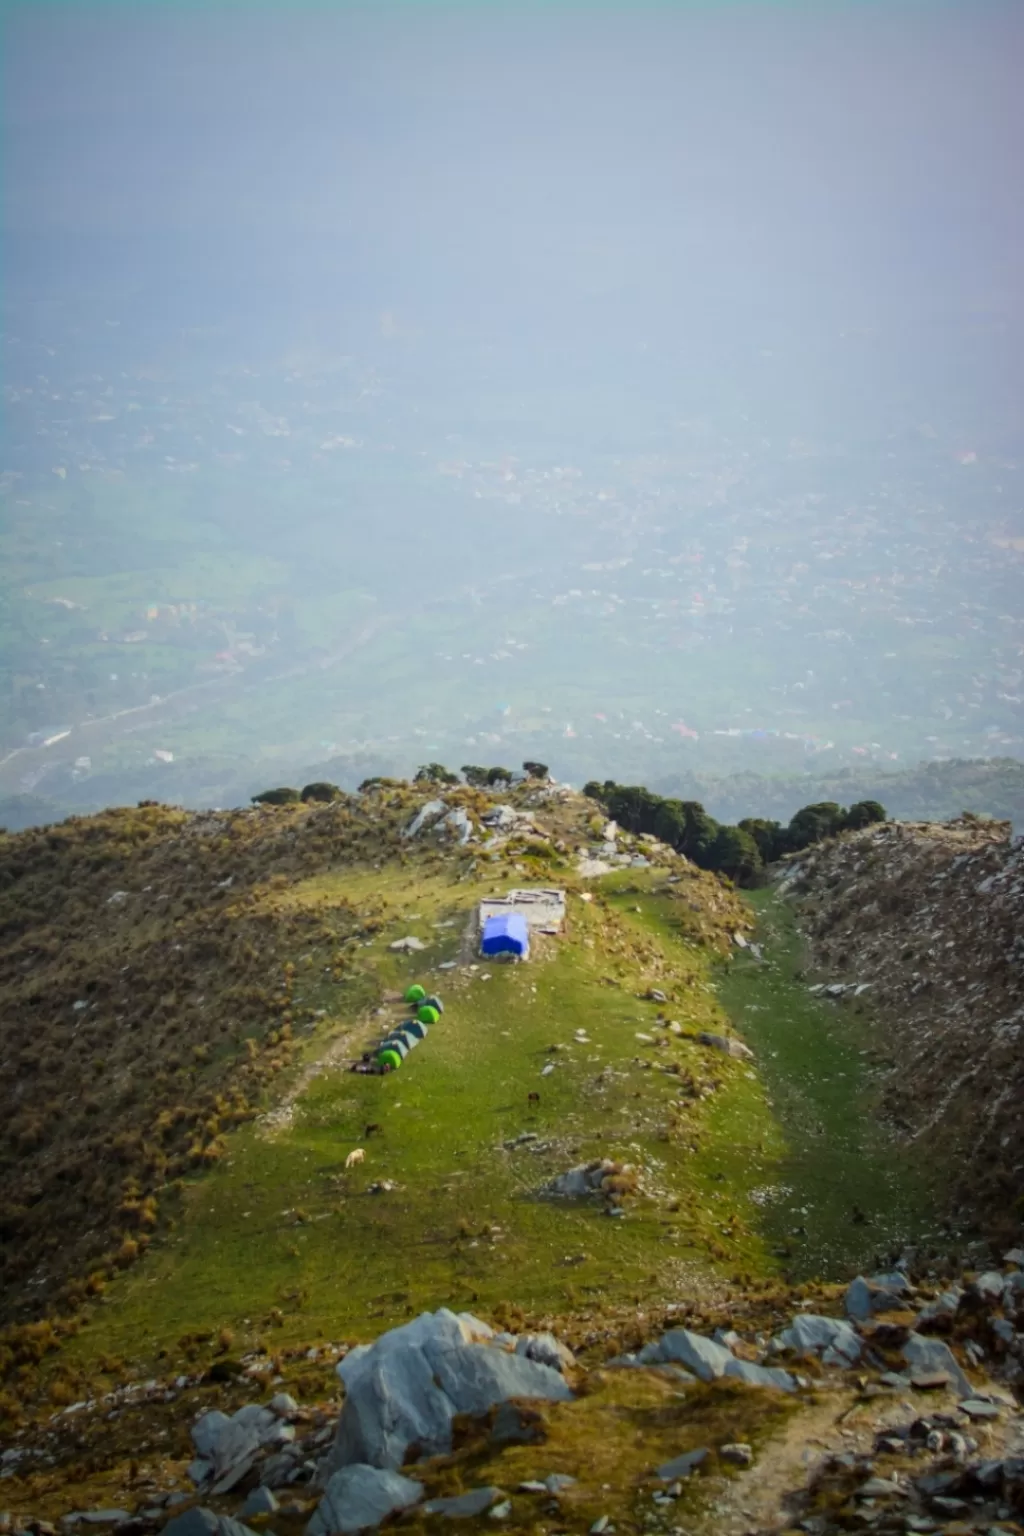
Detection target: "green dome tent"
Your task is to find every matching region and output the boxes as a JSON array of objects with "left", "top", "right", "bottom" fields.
[
  {"left": 404, "top": 984, "right": 427, "bottom": 1005},
  {"left": 377, "top": 1047, "right": 402, "bottom": 1070},
  {"left": 417, "top": 1004, "right": 440, "bottom": 1026}
]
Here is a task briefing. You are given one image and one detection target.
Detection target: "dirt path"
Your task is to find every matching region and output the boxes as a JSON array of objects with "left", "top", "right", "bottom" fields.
[{"left": 256, "top": 1018, "right": 365, "bottom": 1138}]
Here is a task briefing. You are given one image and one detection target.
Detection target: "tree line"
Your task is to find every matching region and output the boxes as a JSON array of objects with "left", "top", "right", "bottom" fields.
[{"left": 582, "top": 780, "right": 886, "bottom": 885}]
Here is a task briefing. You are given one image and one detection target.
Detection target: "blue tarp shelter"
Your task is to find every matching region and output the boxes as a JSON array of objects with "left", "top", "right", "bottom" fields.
[{"left": 481, "top": 912, "right": 530, "bottom": 959}]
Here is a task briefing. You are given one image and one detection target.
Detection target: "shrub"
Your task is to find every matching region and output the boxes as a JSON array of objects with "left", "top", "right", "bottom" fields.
[
  {"left": 251, "top": 787, "right": 300, "bottom": 806},
  {"left": 300, "top": 781, "right": 341, "bottom": 803},
  {"left": 414, "top": 764, "right": 459, "bottom": 786}
]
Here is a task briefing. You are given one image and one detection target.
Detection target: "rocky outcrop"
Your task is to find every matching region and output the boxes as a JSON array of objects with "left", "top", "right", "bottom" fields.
[{"left": 316, "top": 1309, "right": 573, "bottom": 1485}]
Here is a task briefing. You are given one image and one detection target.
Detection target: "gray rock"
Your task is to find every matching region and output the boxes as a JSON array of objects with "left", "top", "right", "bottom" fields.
[
  {"left": 929, "top": 1495, "right": 968, "bottom": 1515},
  {"left": 972, "top": 1271, "right": 1007, "bottom": 1304},
  {"left": 402, "top": 800, "right": 446, "bottom": 839},
  {"left": 423, "top": 1488, "right": 504, "bottom": 1518},
  {"left": 308, "top": 1465, "right": 424, "bottom": 1535},
  {"left": 514, "top": 1333, "right": 575, "bottom": 1375},
  {"left": 164, "top": 1514, "right": 258, "bottom": 1536},
  {"left": 656, "top": 1449, "right": 708, "bottom": 1480},
  {"left": 902, "top": 1334, "right": 973, "bottom": 1400},
  {"left": 263, "top": 1420, "right": 297, "bottom": 1449},
  {"left": 775, "top": 1314, "right": 862, "bottom": 1366},
  {"left": 488, "top": 1501, "right": 511, "bottom": 1520},
  {"left": 269, "top": 1392, "right": 299, "bottom": 1418},
  {"left": 718, "top": 1444, "right": 753, "bottom": 1467},
  {"left": 1004, "top": 1248, "right": 1024, "bottom": 1266},
  {"left": 389, "top": 936, "right": 427, "bottom": 953},
  {"left": 68, "top": 1516, "right": 132, "bottom": 1526},
  {"left": 445, "top": 809, "right": 473, "bottom": 845},
  {"left": 959, "top": 1398, "right": 1001, "bottom": 1419},
  {"left": 636, "top": 1328, "right": 732, "bottom": 1379},
  {"left": 232, "top": 1404, "right": 277, "bottom": 1436},
  {"left": 191, "top": 1409, "right": 231, "bottom": 1459},
  {"left": 634, "top": 1328, "right": 795, "bottom": 1391},
  {"left": 322, "top": 1309, "right": 571, "bottom": 1477},
  {"left": 725, "top": 1359, "right": 798, "bottom": 1391},
  {"left": 187, "top": 1457, "right": 212, "bottom": 1486},
  {"left": 261, "top": 1450, "right": 299, "bottom": 1488},
  {"left": 855, "top": 1478, "right": 907, "bottom": 1499},
  {"left": 845, "top": 1273, "right": 909, "bottom": 1321},
  {"left": 238, "top": 1488, "right": 279, "bottom": 1518},
  {"left": 542, "top": 1161, "right": 617, "bottom": 1199},
  {"left": 696, "top": 1031, "right": 754, "bottom": 1061},
  {"left": 544, "top": 1474, "right": 577, "bottom": 1494},
  {"left": 916, "top": 1286, "right": 963, "bottom": 1325}
]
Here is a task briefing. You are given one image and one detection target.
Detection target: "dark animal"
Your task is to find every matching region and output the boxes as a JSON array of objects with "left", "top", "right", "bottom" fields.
[
  {"left": 527, "top": 1092, "right": 540, "bottom": 1104},
  {"left": 365, "top": 1122, "right": 384, "bottom": 1138}
]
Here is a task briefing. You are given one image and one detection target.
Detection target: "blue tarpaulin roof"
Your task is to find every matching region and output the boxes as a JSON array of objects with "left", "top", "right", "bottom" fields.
[{"left": 481, "top": 912, "right": 530, "bottom": 957}]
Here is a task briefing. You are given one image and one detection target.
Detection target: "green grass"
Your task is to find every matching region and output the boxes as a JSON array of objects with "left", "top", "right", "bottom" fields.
[{"left": 714, "top": 888, "right": 943, "bottom": 1277}]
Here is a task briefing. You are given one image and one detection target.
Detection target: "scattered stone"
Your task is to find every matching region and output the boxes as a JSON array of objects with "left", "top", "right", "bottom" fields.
[
  {"left": 389, "top": 936, "right": 427, "bottom": 953},
  {"left": 237, "top": 1488, "right": 278, "bottom": 1519},
  {"left": 648, "top": 989, "right": 668, "bottom": 1003},
  {"left": 541, "top": 1160, "right": 630, "bottom": 1200},
  {"left": 775, "top": 1313, "right": 862, "bottom": 1367},
  {"left": 307, "top": 1465, "right": 424, "bottom": 1536},
  {"left": 423, "top": 1488, "right": 504, "bottom": 1518},
  {"left": 910, "top": 1372, "right": 952, "bottom": 1392},
  {"left": 544, "top": 1474, "right": 577, "bottom": 1494},
  {"left": 718, "top": 1443, "right": 753, "bottom": 1467},
  {"left": 635, "top": 1327, "right": 796, "bottom": 1391},
  {"left": 696, "top": 1031, "right": 754, "bottom": 1061},
  {"left": 855, "top": 1478, "right": 908, "bottom": 1499},
  {"left": 590, "top": 1517, "right": 611, "bottom": 1534},
  {"left": 191, "top": 1410, "right": 232, "bottom": 1459},
  {"left": 163, "top": 1513, "right": 257, "bottom": 1536},
  {"left": 928, "top": 1495, "right": 969, "bottom": 1516},
  {"left": 902, "top": 1335, "right": 973, "bottom": 1400},
  {"left": 402, "top": 801, "right": 447, "bottom": 839},
  {"left": 656, "top": 1448, "right": 709, "bottom": 1480},
  {"left": 959, "top": 1398, "right": 1001, "bottom": 1420},
  {"left": 488, "top": 1502, "right": 511, "bottom": 1521},
  {"left": 845, "top": 1272, "right": 910, "bottom": 1321},
  {"left": 514, "top": 1332, "right": 576, "bottom": 1374}
]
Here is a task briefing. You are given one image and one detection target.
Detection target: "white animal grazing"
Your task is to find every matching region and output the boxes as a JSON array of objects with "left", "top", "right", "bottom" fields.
[{"left": 345, "top": 1148, "right": 365, "bottom": 1170}]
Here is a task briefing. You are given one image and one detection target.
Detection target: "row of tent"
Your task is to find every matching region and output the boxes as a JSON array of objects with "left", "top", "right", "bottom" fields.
[{"left": 377, "top": 985, "right": 444, "bottom": 1070}]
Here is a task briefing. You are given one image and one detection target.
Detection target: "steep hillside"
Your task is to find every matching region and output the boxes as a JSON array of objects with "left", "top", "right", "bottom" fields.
[{"left": 781, "top": 815, "right": 1024, "bottom": 1237}]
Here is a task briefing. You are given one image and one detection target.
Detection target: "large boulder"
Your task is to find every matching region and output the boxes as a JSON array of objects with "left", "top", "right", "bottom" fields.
[
  {"left": 307, "top": 1465, "right": 424, "bottom": 1535},
  {"left": 320, "top": 1310, "right": 573, "bottom": 1481}
]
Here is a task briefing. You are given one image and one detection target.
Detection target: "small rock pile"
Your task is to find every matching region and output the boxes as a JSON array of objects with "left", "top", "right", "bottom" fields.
[{"left": 781, "top": 816, "right": 1024, "bottom": 1230}]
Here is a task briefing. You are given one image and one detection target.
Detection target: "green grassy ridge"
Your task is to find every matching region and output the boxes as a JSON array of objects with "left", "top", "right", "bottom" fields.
[{"left": 67, "top": 863, "right": 780, "bottom": 1367}]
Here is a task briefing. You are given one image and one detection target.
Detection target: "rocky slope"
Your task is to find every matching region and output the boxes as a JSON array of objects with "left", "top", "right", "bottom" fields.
[{"left": 781, "top": 815, "right": 1024, "bottom": 1237}]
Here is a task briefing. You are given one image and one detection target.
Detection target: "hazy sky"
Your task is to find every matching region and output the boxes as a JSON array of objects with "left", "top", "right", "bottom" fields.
[{"left": 3, "top": 1, "right": 1023, "bottom": 417}]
